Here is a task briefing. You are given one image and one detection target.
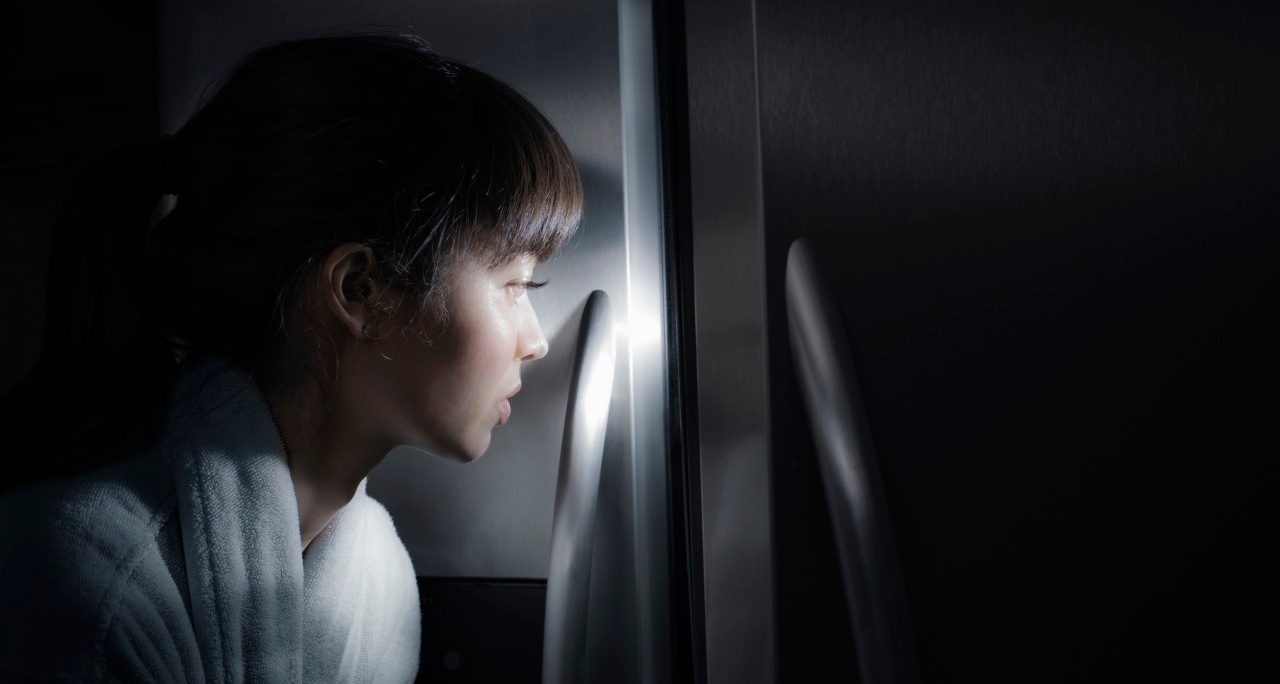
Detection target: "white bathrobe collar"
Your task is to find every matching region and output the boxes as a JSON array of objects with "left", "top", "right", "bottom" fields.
[{"left": 163, "top": 352, "right": 410, "bottom": 683}]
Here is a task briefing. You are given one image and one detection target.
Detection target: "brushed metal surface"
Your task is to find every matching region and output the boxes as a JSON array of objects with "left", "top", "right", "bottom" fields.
[
  {"left": 785, "top": 239, "right": 919, "bottom": 684},
  {"left": 752, "top": 1, "right": 1278, "bottom": 678},
  {"left": 543, "top": 290, "right": 616, "bottom": 684},
  {"left": 683, "top": 0, "right": 777, "bottom": 682},
  {"left": 618, "top": 0, "right": 673, "bottom": 681}
]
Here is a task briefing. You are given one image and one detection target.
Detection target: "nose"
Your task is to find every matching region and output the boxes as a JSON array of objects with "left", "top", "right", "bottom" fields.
[{"left": 519, "top": 306, "right": 549, "bottom": 362}]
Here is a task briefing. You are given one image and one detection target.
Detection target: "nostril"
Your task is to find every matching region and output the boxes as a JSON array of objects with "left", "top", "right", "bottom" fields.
[{"left": 524, "top": 338, "right": 549, "bottom": 361}]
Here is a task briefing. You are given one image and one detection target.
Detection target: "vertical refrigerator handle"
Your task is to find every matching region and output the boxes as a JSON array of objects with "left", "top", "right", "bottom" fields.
[
  {"left": 543, "top": 290, "right": 616, "bottom": 684},
  {"left": 785, "top": 239, "right": 920, "bottom": 684}
]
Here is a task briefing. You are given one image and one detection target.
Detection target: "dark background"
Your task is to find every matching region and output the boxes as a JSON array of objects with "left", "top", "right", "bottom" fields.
[{"left": 1, "top": 1, "right": 158, "bottom": 392}]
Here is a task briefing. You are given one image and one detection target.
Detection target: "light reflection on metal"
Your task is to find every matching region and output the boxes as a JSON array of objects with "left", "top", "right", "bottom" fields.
[
  {"left": 785, "top": 239, "right": 920, "bottom": 684},
  {"left": 619, "top": 1, "right": 673, "bottom": 677},
  {"left": 543, "top": 290, "right": 616, "bottom": 684}
]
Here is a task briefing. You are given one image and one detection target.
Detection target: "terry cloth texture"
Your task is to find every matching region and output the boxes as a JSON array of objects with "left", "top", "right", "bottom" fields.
[{"left": 0, "top": 353, "right": 421, "bottom": 683}]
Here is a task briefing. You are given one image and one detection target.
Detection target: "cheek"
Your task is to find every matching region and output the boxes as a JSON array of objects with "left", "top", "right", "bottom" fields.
[
  {"left": 456, "top": 310, "right": 519, "bottom": 396},
  {"left": 423, "top": 307, "right": 518, "bottom": 422}
]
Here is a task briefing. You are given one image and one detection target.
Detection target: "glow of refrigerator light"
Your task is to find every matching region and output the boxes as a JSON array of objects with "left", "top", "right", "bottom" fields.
[{"left": 617, "top": 305, "right": 662, "bottom": 355}]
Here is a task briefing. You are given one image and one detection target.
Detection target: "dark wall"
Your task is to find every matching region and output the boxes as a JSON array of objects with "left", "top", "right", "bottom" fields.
[
  {"left": 0, "top": 2, "right": 158, "bottom": 390},
  {"left": 757, "top": 1, "right": 1277, "bottom": 680}
]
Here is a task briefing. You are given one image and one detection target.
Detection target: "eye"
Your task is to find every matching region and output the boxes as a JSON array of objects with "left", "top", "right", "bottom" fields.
[{"left": 505, "top": 279, "right": 549, "bottom": 299}]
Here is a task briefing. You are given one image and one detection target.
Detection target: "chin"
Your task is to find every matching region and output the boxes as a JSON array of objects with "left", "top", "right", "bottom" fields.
[
  {"left": 404, "top": 424, "right": 492, "bottom": 463},
  {"left": 402, "top": 437, "right": 487, "bottom": 464},
  {"left": 419, "top": 445, "right": 483, "bottom": 464},
  {"left": 447, "top": 434, "right": 491, "bottom": 464}
]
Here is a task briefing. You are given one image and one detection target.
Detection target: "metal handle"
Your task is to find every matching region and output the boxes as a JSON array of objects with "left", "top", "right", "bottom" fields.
[
  {"left": 543, "top": 290, "right": 616, "bottom": 684},
  {"left": 785, "top": 239, "right": 919, "bottom": 684}
]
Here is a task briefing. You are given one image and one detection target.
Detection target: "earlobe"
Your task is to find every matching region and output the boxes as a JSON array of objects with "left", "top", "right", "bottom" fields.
[{"left": 320, "top": 242, "right": 384, "bottom": 340}]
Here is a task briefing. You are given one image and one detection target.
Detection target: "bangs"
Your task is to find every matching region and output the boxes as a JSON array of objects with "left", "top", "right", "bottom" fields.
[{"left": 453, "top": 65, "right": 583, "bottom": 266}]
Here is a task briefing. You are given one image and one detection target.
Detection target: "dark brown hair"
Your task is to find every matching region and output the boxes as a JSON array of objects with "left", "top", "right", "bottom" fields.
[{"left": 0, "top": 33, "right": 582, "bottom": 490}]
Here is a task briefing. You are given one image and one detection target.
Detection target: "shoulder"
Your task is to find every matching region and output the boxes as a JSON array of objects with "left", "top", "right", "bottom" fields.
[
  {"left": 0, "top": 449, "right": 175, "bottom": 577},
  {"left": 0, "top": 452, "right": 188, "bottom": 681}
]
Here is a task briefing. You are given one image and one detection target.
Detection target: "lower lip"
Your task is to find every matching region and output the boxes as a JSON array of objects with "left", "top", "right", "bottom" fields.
[{"left": 498, "top": 399, "right": 511, "bottom": 425}]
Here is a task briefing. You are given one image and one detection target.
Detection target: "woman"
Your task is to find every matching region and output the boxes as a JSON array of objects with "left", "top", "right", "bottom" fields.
[{"left": 0, "top": 33, "right": 581, "bottom": 683}]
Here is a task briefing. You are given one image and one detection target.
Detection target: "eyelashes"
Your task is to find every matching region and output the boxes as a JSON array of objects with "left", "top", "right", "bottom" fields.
[{"left": 506, "top": 280, "right": 549, "bottom": 299}]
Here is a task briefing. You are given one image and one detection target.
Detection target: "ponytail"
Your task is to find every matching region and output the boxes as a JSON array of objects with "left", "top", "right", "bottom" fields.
[{"left": 0, "top": 137, "right": 178, "bottom": 492}]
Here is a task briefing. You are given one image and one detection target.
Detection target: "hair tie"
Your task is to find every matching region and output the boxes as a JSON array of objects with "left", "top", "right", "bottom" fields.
[{"left": 154, "top": 133, "right": 181, "bottom": 196}]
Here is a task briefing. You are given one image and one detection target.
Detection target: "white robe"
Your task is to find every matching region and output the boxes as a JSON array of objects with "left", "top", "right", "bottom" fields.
[{"left": 0, "top": 353, "right": 421, "bottom": 683}]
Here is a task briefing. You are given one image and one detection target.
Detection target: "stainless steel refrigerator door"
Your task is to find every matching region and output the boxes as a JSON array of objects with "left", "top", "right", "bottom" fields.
[
  {"left": 160, "top": 1, "right": 671, "bottom": 681},
  {"left": 684, "top": 0, "right": 1278, "bottom": 680},
  {"left": 682, "top": 1, "right": 778, "bottom": 682}
]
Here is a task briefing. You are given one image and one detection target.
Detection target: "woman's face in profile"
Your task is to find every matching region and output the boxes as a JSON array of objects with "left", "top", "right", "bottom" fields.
[{"left": 363, "top": 252, "right": 549, "bottom": 462}]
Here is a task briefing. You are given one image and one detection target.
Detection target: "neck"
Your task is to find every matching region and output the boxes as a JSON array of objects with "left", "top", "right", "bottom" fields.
[{"left": 261, "top": 379, "right": 390, "bottom": 552}]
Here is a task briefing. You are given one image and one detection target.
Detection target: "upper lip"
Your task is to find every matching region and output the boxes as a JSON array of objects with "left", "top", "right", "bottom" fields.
[{"left": 504, "top": 382, "right": 522, "bottom": 400}]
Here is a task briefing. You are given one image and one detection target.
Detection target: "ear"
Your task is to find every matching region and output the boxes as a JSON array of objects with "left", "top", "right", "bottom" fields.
[{"left": 318, "top": 243, "right": 390, "bottom": 340}]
